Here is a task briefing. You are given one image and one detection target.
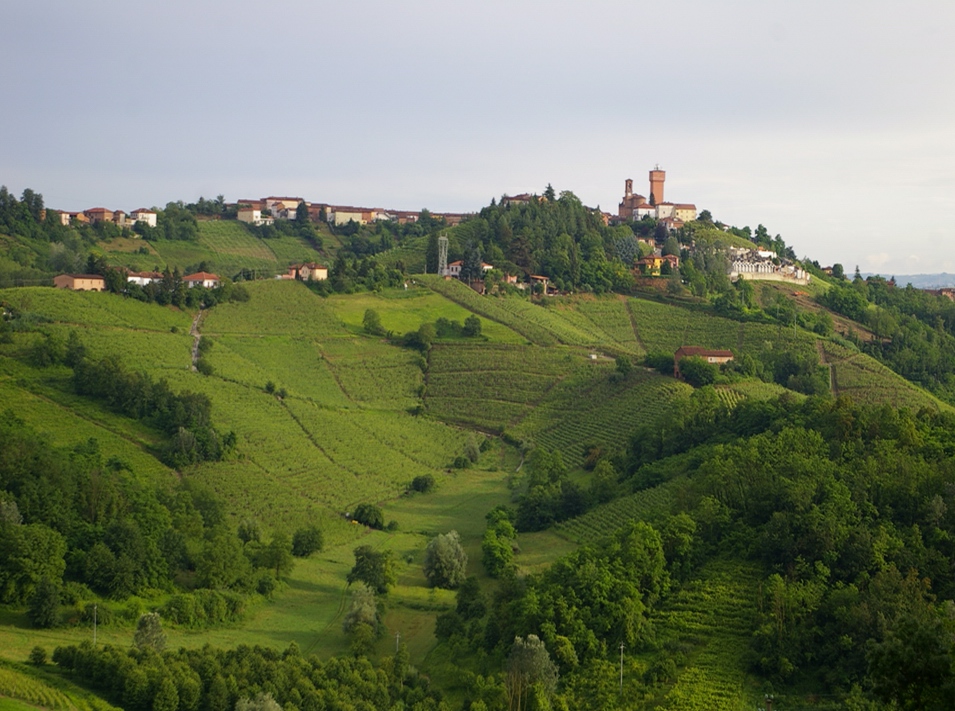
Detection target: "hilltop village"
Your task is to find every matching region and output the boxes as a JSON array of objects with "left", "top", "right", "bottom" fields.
[{"left": 42, "top": 167, "right": 810, "bottom": 295}]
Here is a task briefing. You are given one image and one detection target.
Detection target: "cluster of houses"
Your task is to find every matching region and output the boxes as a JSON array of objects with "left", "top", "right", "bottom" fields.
[
  {"left": 728, "top": 247, "right": 810, "bottom": 285},
  {"left": 233, "top": 196, "right": 471, "bottom": 229},
  {"left": 53, "top": 270, "right": 222, "bottom": 292},
  {"left": 53, "top": 261, "right": 332, "bottom": 292},
  {"left": 54, "top": 207, "right": 158, "bottom": 229}
]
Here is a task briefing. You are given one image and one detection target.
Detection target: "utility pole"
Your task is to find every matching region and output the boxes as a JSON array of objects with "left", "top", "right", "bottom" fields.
[
  {"left": 619, "top": 642, "right": 625, "bottom": 691},
  {"left": 93, "top": 603, "right": 97, "bottom": 647},
  {"left": 396, "top": 631, "right": 401, "bottom": 652}
]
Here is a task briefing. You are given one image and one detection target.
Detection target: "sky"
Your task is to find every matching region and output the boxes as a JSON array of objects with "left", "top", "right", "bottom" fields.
[{"left": 3, "top": 0, "right": 954, "bottom": 275}]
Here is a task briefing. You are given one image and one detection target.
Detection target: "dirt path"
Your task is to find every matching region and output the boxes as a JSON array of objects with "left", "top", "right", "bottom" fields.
[
  {"left": 816, "top": 340, "right": 837, "bottom": 396},
  {"left": 190, "top": 310, "right": 204, "bottom": 371},
  {"left": 623, "top": 298, "right": 648, "bottom": 353}
]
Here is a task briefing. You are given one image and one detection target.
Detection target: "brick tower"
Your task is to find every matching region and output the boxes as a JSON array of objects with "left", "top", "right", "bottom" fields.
[{"left": 649, "top": 166, "right": 665, "bottom": 206}]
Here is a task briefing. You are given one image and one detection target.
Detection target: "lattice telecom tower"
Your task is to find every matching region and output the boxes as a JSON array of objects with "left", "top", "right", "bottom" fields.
[{"left": 438, "top": 234, "right": 449, "bottom": 276}]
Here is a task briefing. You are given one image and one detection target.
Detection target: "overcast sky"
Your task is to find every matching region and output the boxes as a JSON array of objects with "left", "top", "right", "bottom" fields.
[{"left": 3, "top": 0, "right": 954, "bottom": 274}]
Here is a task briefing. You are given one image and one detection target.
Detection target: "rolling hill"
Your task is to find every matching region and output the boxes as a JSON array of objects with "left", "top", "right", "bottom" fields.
[{"left": 0, "top": 275, "right": 950, "bottom": 709}]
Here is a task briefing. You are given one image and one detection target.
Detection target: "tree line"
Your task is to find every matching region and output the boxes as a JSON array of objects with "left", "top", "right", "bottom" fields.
[{"left": 50, "top": 639, "right": 446, "bottom": 711}]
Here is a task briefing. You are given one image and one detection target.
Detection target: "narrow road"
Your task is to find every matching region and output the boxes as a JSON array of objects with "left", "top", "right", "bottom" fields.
[{"left": 190, "top": 310, "right": 204, "bottom": 371}]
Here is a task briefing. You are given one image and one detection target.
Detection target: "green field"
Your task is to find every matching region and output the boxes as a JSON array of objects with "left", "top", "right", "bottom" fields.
[
  {"left": 97, "top": 220, "right": 327, "bottom": 278},
  {"left": 325, "top": 287, "right": 526, "bottom": 343}
]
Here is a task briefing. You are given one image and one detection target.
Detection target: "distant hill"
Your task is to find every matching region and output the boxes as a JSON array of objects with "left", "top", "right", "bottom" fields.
[{"left": 861, "top": 272, "right": 955, "bottom": 288}]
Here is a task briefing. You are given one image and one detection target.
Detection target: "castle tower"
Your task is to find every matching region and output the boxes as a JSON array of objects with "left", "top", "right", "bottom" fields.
[
  {"left": 649, "top": 166, "right": 665, "bottom": 206},
  {"left": 624, "top": 178, "right": 633, "bottom": 198}
]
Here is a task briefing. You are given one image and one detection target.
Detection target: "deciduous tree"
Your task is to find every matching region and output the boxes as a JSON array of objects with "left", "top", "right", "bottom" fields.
[{"left": 423, "top": 530, "right": 468, "bottom": 589}]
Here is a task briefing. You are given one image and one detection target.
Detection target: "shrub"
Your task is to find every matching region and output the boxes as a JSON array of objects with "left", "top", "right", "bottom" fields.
[
  {"left": 677, "top": 356, "right": 717, "bottom": 387},
  {"left": 645, "top": 351, "right": 675, "bottom": 375},
  {"left": 196, "top": 358, "right": 214, "bottom": 376},
  {"left": 352, "top": 503, "right": 384, "bottom": 529},
  {"left": 363, "top": 309, "right": 385, "bottom": 336},
  {"left": 29, "top": 646, "right": 47, "bottom": 666},
  {"left": 410, "top": 475, "right": 435, "bottom": 494},
  {"left": 291, "top": 526, "right": 324, "bottom": 557}
]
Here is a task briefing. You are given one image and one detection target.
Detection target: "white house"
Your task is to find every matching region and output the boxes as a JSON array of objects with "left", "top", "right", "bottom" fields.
[
  {"left": 130, "top": 209, "right": 158, "bottom": 228},
  {"left": 126, "top": 271, "right": 163, "bottom": 286},
  {"left": 182, "top": 272, "right": 220, "bottom": 288},
  {"left": 237, "top": 207, "right": 274, "bottom": 226}
]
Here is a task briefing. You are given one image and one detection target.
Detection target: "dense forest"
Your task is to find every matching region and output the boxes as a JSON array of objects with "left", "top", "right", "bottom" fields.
[
  {"left": 819, "top": 274, "right": 955, "bottom": 405},
  {"left": 436, "top": 393, "right": 955, "bottom": 709}
]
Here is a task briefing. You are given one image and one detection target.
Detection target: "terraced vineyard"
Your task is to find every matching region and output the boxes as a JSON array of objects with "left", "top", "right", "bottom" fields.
[
  {"left": 711, "top": 386, "right": 745, "bottom": 409},
  {"left": 324, "top": 288, "right": 525, "bottom": 343},
  {"left": 1, "top": 287, "right": 192, "bottom": 332},
  {"left": 418, "top": 276, "right": 557, "bottom": 346},
  {"left": 0, "top": 661, "right": 120, "bottom": 711},
  {"left": 98, "top": 220, "right": 326, "bottom": 277},
  {"left": 629, "top": 297, "right": 821, "bottom": 365},
  {"left": 721, "top": 379, "right": 793, "bottom": 401},
  {"left": 487, "top": 295, "right": 616, "bottom": 348},
  {"left": 651, "top": 559, "right": 763, "bottom": 710},
  {"left": 208, "top": 335, "right": 352, "bottom": 408},
  {"left": 320, "top": 338, "right": 423, "bottom": 409},
  {"left": 555, "top": 480, "right": 679, "bottom": 544},
  {"left": 425, "top": 343, "right": 576, "bottom": 430},
  {"left": 203, "top": 280, "right": 345, "bottom": 337},
  {"left": 377, "top": 235, "right": 428, "bottom": 274},
  {"left": 512, "top": 369, "right": 693, "bottom": 466},
  {"left": 572, "top": 296, "right": 644, "bottom": 353},
  {"left": 822, "top": 340, "right": 950, "bottom": 411}
]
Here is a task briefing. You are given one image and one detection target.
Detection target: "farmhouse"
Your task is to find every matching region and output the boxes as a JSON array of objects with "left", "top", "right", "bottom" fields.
[
  {"left": 636, "top": 254, "right": 679, "bottom": 276},
  {"left": 130, "top": 208, "right": 158, "bottom": 228},
  {"left": 327, "top": 206, "right": 376, "bottom": 226},
  {"left": 53, "top": 274, "right": 106, "bottom": 291},
  {"left": 237, "top": 206, "right": 274, "bottom": 227},
  {"left": 83, "top": 207, "right": 114, "bottom": 224},
  {"left": 287, "top": 263, "right": 328, "bottom": 281},
  {"left": 126, "top": 271, "right": 163, "bottom": 286},
  {"left": 182, "top": 272, "right": 220, "bottom": 288},
  {"left": 444, "top": 261, "right": 494, "bottom": 279},
  {"left": 673, "top": 346, "right": 734, "bottom": 378}
]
